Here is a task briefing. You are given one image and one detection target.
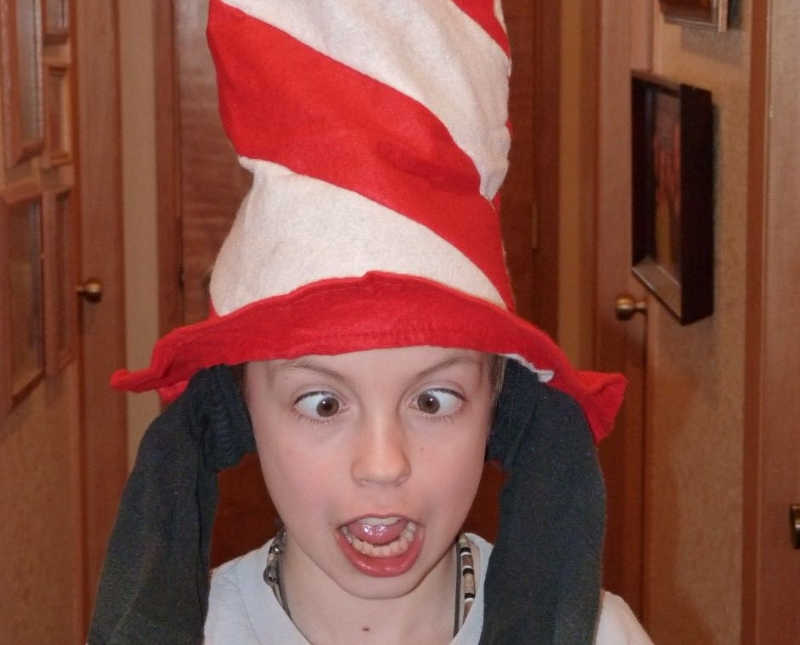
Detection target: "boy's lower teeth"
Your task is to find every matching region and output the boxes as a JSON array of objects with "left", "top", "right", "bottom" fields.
[{"left": 342, "top": 523, "right": 417, "bottom": 557}]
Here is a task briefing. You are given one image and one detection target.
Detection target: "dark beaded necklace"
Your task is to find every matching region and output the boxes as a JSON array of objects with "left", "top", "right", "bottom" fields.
[{"left": 263, "top": 529, "right": 476, "bottom": 636}]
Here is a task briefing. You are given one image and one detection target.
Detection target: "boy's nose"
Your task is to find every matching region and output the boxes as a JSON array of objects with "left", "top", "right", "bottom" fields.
[{"left": 350, "top": 417, "right": 411, "bottom": 487}]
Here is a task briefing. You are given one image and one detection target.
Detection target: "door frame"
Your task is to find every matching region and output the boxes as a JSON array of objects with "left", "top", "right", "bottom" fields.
[
  {"left": 742, "top": 0, "right": 800, "bottom": 640},
  {"left": 589, "top": 0, "right": 653, "bottom": 617},
  {"left": 74, "top": 0, "right": 128, "bottom": 629}
]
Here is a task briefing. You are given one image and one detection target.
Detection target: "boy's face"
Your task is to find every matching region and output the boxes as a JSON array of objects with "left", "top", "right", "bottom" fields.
[{"left": 245, "top": 346, "right": 494, "bottom": 601}]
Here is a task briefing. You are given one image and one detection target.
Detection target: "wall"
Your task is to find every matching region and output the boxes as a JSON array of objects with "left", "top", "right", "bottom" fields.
[
  {"left": 643, "top": 4, "right": 751, "bottom": 643},
  {"left": 119, "top": 0, "right": 160, "bottom": 466}
]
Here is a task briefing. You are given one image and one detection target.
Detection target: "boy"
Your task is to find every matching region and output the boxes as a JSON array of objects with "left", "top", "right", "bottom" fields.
[
  {"left": 91, "top": 1, "right": 652, "bottom": 643},
  {"left": 204, "top": 348, "right": 651, "bottom": 643}
]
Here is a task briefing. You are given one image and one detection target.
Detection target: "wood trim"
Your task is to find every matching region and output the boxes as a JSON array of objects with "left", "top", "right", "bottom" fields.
[
  {"left": 42, "top": 187, "right": 77, "bottom": 375},
  {"left": 42, "top": 0, "right": 69, "bottom": 44},
  {"left": 67, "top": 3, "right": 86, "bottom": 639},
  {"left": 3, "top": 190, "right": 46, "bottom": 402},
  {"left": 576, "top": 0, "right": 600, "bottom": 365},
  {"left": 741, "top": 0, "right": 767, "bottom": 636},
  {"left": 43, "top": 62, "right": 72, "bottom": 167},
  {"left": 0, "top": 176, "right": 39, "bottom": 202},
  {"left": 42, "top": 189, "right": 59, "bottom": 373},
  {"left": 630, "top": 1, "right": 653, "bottom": 70},
  {"left": 528, "top": 0, "right": 559, "bottom": 334},
  {"left": 743, "top": 0, "right": 800, "bottom": 641},
  {"left": 154, "top": 0, "right": 183, "bottom": 338},
  {"left": 74, "top": 0, "right": 127, "bottom": 630},
  {"left": 0, "top": 192, "right": 9, "bottom": 418},
  {"left": 0, "top": 0, "right": 23, "bottom": 166},
  {"left": 592, "top": 0, "right": 649, "bottom": 618},
  {"left": 0, "top": 0, "right": 45, "bottom": 168}
]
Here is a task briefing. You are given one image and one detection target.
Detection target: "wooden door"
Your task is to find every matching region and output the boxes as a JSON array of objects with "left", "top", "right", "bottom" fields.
[
  {"left": 158, "top": 0, "right": 548, "bottom": 565},
  {"left": 0, "top": 0, "right": 126, "bottom": 640}
]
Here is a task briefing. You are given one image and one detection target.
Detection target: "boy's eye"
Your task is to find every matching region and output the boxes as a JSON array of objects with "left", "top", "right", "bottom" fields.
[
  {"left": 294, "top": 392, "right": 341, "bottom": 419},
  {"left": 413, "top": 389, "right": 463, "bottom": 416}
]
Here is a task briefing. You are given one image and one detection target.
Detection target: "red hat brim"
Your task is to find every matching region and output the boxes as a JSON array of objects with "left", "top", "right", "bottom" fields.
[{"left": 112, "top": 272, "right": 625, "bottom": 442}]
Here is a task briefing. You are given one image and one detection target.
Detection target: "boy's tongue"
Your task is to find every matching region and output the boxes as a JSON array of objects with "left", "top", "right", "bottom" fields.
[{"left": 346, "top": 517, "right": 408, "bottom": 545}]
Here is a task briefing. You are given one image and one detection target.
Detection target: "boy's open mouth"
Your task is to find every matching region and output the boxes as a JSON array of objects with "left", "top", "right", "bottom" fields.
[
  {"left": 336, "top": 516, "right": 423, "bottom": 576},
  {"left": 340, "top": 517, "right": 417, "bottom": 556}
]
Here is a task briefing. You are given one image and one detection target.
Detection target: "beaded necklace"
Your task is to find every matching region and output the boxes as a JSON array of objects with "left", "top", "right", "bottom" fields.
[{"left": 263, "top": 529, "right": 476, "bottom": 637}]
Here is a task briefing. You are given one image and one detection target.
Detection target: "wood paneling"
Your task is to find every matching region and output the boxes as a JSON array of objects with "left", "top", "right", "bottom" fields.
[
  {"left": 502, "top": 0, "right": 549, "bottom": 328},
  {"left": 43, "top": 188, "right": 77, "bottom": 374},
  {"left": 528, "top": 0, "right": 559, "bottom": 335},
  {"left": 154, "top": 0, "right": 183, "bottom": 337},
  {"left": 0, "top": 365, "right": 84, "bottom": 643},
  {"left": 174, "top": 0, "right": 249, "bottom": 325}
]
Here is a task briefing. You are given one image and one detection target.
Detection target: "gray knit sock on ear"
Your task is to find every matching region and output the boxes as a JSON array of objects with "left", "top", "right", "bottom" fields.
[
  {"left": 88, "top": 366, "right": 254, "bottom": 645},
  {"left": 481, "top": 360, "right": 605, "bottom": 645}
]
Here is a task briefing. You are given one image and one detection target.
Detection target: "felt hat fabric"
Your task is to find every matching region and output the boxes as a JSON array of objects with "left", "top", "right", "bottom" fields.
[{"left": 111, "top": 0, "right": 625, "bottom": 441}]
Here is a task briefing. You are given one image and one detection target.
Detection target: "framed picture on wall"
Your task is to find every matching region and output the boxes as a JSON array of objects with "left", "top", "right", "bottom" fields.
[
  {"left": 631, "top": 72, "right": 714, "bottom": 325},
  {"left": 658, "top": 0, "right": 730, "bottom": 31}
]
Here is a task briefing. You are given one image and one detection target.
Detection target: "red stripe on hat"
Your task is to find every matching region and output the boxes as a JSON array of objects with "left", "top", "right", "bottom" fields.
[
  {"left": 207, "top": 0, "right": 514, "bottom": 308},
  {"left": 451, "top": 0, "right": 511, "bottom": 56},
  {"left": 111, "top": 272, "right": 625, "bottom": 442}
]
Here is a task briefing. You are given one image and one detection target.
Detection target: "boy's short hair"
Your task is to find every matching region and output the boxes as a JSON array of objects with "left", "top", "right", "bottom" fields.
[{"left": 489, "top": 354, "right": 506, "bottom": 401}]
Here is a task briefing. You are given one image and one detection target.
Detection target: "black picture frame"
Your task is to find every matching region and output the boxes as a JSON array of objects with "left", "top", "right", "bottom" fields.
[{"left": 631, "top": 72, "right": 713, "bottom": 325}]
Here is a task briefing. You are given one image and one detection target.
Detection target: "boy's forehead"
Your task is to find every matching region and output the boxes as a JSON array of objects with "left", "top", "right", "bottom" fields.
[{"left": 261, "top": 346, "right": 491, "bottom": 377}]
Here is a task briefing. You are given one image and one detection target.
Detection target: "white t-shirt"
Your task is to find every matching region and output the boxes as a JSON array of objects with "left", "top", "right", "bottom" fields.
[{"left": 204, "top": 534, "right": 653, "bottom": 644}]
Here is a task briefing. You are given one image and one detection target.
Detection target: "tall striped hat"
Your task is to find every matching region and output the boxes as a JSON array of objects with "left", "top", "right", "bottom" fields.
[{"left": 112, "top": 0, "right": 625, "bottom": 441}]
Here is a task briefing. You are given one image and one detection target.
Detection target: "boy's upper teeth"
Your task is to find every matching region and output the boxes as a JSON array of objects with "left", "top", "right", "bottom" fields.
[{"left": 359, "top": 516, "right": 401, "bottom": 526}]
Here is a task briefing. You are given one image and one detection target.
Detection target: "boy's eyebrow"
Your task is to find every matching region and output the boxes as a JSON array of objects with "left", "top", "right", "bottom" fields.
[
  {"left": 414, "top": 354, "right": 485, "bottom": 380},
  {"left": 282, "top": 352, "right": 484, "bottom": 382},
  {"left": 282, "top": 359, "right": 346, "bottom": 382}
]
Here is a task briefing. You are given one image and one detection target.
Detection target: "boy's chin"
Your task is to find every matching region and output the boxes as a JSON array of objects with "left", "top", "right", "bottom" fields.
[
  {"left": 330, "top": 565, "right": 431, "bottom": 601},
  {"left": 328, "top": 537, "right": 455, "bottom": 602}
]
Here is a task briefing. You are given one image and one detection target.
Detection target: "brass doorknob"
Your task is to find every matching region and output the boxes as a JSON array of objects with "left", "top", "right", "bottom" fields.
[
  {"left": 76, "top": 278, "right": 103, "bottom": 303},
  {"left": 615, "top": 295, "right": 647, "bottom": 321},
  {"left": 791, "top": 505, "right": 800, "bottom": 549}
]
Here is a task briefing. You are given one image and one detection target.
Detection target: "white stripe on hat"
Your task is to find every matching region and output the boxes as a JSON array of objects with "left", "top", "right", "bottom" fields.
[
  {"left": 219, "top": 0, "right": 511, "bottom": 200},
  {"left": 209, "top": 159, "right": 505, "bottom": 316},
  {"left": 493, "top": 0, "right": 506, "bottom": 29}
]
